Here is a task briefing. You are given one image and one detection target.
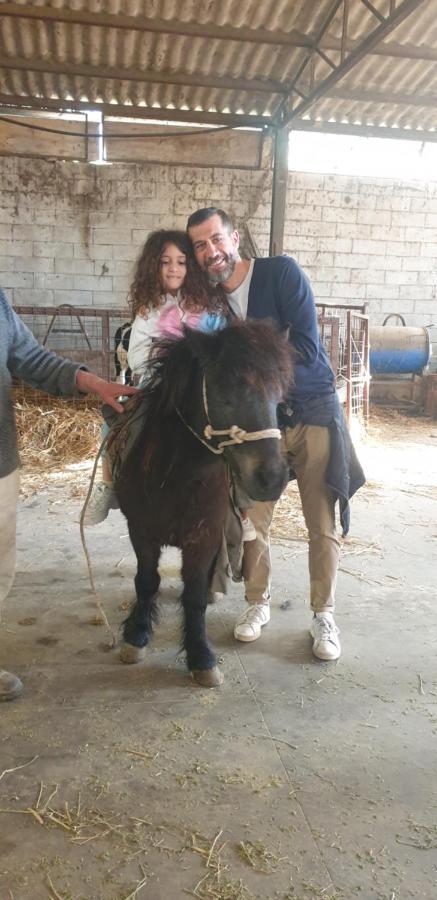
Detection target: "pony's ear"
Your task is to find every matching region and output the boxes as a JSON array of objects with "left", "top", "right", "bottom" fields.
[{"left": 183, "top": 326, "right": 220, "bottom": 367}]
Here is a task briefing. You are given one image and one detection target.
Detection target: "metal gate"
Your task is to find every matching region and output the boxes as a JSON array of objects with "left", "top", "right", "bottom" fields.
[
  {"left": 14, "top": 304, "right": 130, "bottom": 382},
  {"left": 14, "top": 302, "right": 370, "bottom": 422},
  {"left": 317, "top": 303, "right": 369, "bottom": 423}
]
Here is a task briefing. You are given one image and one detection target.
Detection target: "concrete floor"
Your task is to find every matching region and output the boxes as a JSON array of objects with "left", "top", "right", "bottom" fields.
[{"left": 1, "top": 409, "right": 437, "bottom": 900}]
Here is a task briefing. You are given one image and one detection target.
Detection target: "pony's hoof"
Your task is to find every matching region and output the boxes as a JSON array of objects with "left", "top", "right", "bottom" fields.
[
  {"left": 192, "top": 666, "right": 224, "bottom": 687},
  {"left": 120, "top": 642, "right": 146, "bottom": 664}
]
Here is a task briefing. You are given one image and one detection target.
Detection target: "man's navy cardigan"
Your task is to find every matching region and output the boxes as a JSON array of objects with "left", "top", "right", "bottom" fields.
[
  {"left": 247, "top": 256, "right": 335, "bottom": 407},
  {"left": 245, "top": 256, "right": 365, "bottom": 534}
]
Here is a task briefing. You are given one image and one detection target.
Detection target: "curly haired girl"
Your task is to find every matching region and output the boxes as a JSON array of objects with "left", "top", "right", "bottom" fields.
[{"left": 128, "top": 230, "right": 225, "bottom": 379}]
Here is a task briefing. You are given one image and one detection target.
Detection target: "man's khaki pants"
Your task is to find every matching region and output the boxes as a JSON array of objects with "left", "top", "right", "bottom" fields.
[
  {"left": 0, "top": 469, "right": 20, "bottom": 613},
  {"left": 242, "top": 424, "right": 340, "bottom": 614}
]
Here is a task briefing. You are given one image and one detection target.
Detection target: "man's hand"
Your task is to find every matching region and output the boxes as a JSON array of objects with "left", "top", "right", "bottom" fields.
[{"left": 76, "top": 370, "right": 137, "bottom": 413}]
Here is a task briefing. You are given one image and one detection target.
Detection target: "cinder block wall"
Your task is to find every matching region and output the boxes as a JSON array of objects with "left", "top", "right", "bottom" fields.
[
  {"left": 285, "top": 172, "right": 437, "bottom": 327},
  {"left": 0, "top": 156, "right": 436, "bottom": 328}
]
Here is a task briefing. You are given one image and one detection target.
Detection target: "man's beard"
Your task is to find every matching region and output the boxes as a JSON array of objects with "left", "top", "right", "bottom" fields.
[{"left": 205, "top": 252, "right": 237, "bottom": 284}]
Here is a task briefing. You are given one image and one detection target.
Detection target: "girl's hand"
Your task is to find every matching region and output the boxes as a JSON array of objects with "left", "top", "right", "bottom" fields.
[{"left": 76, "top": 370, "right": 137, "bottom": 413}]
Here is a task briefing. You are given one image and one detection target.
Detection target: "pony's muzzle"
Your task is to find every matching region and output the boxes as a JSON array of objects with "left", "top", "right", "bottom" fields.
[
  {"left": 229, "top": 442, "right": 288, "bottom": 502},
  {"left": 250, "top": 460, "right": 288, "bottom": 501}
]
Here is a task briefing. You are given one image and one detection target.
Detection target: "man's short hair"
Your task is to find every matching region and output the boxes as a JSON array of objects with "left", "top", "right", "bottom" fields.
[{"left": 186, "top": 207, "right": 234, "bottom": 233}]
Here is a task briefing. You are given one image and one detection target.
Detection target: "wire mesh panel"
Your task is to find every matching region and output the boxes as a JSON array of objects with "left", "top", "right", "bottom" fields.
[
  {"left": 317, "top": 315, "right": 341, "bottom": 380},
  {"left": 12, "top": 304, "right": 132, "bottom": 410},
  {"left": 316, "top": 303, "right": 369, "bottom": 423},
  {"left": 13, "top": 302, "right": 369, "bottom": 422},
  {"left": 345, "top": 311, "right": 370, "bottom": 424},
  {"left": 13, "top": 304, "right": 131, "bottom": 381}
]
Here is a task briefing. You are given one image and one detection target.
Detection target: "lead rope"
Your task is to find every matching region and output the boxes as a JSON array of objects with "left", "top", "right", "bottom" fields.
[
  {"left": 79, "top": 432, "right": 116, "bottom": 647},
  {"left": 79, "top": 396, "right": 151, "bottom": 646}
]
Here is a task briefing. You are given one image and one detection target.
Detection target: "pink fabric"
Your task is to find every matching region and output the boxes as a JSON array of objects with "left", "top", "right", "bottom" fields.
[{"left": 158, "top": 304, "right": 203, "bottom": 338}]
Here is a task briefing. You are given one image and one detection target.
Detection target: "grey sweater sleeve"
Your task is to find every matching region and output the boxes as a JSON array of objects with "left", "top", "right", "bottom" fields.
[
  {"left": 1, "top": 291, "right": 91, "bottom": 478},
  {"left": 4, "top": 293, "right": 85, "bottom": 396}
]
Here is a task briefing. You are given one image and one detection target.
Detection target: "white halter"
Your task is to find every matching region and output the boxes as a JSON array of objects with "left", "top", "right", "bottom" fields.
[{"left": 177, "top": 374, "right": 281, "bottom": 456}]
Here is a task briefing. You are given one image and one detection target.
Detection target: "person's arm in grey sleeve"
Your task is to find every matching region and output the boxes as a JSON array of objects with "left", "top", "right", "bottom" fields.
[
  {"left": 7, "top": 300, "right": 84, "bottom": 396},
  {"left": 4, "top": 293, "right": 137, "bottom": 412}
]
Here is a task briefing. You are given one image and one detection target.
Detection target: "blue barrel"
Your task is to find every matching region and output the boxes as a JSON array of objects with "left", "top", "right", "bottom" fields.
[{"left": 370, "top": 316, "right": 432, "bottom": 375}]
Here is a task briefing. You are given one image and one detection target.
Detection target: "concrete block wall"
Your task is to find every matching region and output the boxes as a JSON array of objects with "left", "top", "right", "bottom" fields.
[
  {"left": 285, "top": 172, "right": 437, "bottom": 327},
  {"left": 0, "top": 158, "right": 270, "bottom": 312},
  {"left": 0, "top": 156, "right": 436, "bottom": 329}
]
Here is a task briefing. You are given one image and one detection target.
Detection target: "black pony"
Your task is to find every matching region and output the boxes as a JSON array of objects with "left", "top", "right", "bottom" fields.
[{"left": 114, "top": 319, "right": 292, "bottom": 687}]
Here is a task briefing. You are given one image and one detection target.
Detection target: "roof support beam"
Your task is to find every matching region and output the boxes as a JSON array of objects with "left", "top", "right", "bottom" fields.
[
  {"left": 281, "top": 0, "right": 428, "bottom": 127},
  {"left": 322, "top": 38, "right": 437, "bottom": 62},
  {"left": 1, "top": 3, "right": 435, "bottom": 62},
  {"left": 0, "top": 3, "right": 315, "bottom": 48},
  {"left": 2, "top": 3, "right": 436, "bottom": 66},
  {"left": 0, "top": 55, "right": 285, "bottom": 96},
  {"left": 282, "top": 0, "right": 345, "bottom": 111},
  {"left": 359, "top": 0, "right": 386, "bottom": 23},
  {"left": 340, "top": 0, "right": 350, "bottom": 62},
  {"left": 269, "top": 127, "right": 289, "bottom": 257},
  {"left": 321, "top": 86, "right": 437, "bottom": 108},
  {"left": 0, "top": 94, "right": 273, "bottom": 129}
]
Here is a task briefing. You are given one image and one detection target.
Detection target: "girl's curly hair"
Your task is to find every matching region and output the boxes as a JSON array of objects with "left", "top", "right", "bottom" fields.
[{"left": 129, "top": 229, "right": 226, "bottom": 319}]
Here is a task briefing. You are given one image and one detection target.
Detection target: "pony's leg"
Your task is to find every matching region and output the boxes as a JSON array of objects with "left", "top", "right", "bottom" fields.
[
  {"left": 180, "top": 547, "right": 223, "bottom": 688},
  {"left": 120, "top": 537, "right": 161, "bottom": 664}
]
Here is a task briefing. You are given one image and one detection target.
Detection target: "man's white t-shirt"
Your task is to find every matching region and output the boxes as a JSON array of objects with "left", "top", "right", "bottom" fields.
[{"left": 225, "top": 258, "right": 255, "bottom": 320}]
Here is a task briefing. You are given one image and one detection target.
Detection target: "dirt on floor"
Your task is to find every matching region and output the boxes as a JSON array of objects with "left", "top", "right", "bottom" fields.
[{"left": 1, "top": 406, "right": 437, "bottom": 900}]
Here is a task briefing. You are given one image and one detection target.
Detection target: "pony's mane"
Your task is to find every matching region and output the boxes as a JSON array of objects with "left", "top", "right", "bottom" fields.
[
  {"left": 207, "top": 318, "right": 292, "bottom": 397},
  {"left": 131, "top": 319, "right": 292, "bottom": 426}
]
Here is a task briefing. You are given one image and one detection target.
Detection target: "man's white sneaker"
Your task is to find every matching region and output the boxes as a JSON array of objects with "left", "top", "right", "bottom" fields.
[
  {"left": 83, "top": 482, "right": 118, "bottom": 526},
  {"left": 310, "top": 613, "right": 341, "bottom": 661},
  {"left": 241, "top": 517, "right": 257, "bottom": 542},
  {"left": 234, "top": 603, "right": 270, "bottom": 642}
]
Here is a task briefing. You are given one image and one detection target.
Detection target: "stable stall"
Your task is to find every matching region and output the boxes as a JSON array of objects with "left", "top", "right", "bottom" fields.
[{"left": 1, "top": 3, "right": 437, "bottom": 899}]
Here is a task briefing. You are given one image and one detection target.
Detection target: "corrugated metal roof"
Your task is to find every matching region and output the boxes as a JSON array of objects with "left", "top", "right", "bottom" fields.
[{"left": 0, "top": 0, "right": 436, "bottom": 137}]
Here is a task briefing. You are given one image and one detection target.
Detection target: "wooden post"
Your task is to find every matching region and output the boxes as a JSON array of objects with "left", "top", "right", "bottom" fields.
[{"left": 269, "top": 126, "right": 289, "bottom": 257}]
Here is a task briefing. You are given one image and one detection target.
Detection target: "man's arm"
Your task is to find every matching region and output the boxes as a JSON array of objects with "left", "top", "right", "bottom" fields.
[{"left": 275, "top": 257, "right": 320, "bottom": 365}]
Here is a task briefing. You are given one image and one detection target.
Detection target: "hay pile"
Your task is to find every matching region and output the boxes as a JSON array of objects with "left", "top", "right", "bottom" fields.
[
  {"left": 12, "top": 384, "right": 101, "bottom": 496},
  {"left": 14, "top": 396, "right": 101, "bottom": 470}
]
